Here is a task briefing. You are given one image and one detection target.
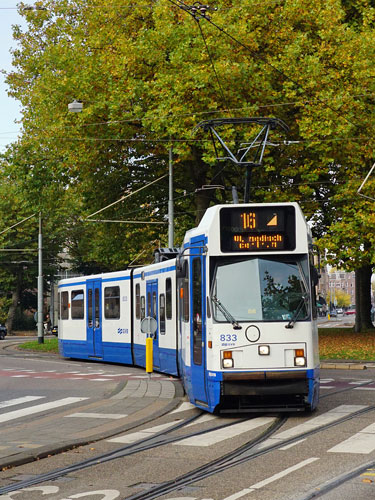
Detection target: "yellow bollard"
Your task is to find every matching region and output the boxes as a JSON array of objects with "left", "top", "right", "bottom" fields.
[
  {"left": 146, "top": 336, "right": 153, "bottom": 375},
  {"left": 328, "top": 313, "right": 330, "bottom": 320}
]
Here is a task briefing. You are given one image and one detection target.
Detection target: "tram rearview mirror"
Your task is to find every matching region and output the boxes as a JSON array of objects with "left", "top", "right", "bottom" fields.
[{"left": 141, "top": 316, "right": 158, "bottom": 335}]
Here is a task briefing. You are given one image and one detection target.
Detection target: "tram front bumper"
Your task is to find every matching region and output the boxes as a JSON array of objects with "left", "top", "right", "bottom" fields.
[{"left": 220, "top": 370, "right": 310, "bottom": 412}]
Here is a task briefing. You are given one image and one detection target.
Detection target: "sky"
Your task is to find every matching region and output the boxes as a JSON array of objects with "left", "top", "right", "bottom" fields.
[{"left": 0, "top": 1, "right": 26, "bottom": 153}]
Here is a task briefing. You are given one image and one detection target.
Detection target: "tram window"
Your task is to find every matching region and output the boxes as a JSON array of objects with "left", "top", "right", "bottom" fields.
[
  {"left": 71, "top": 290, "right": 84, "bottom": 319},
  {"left": 166, "top": 278, "right": 172, "bottom": 319},
  {"left": 61, "top": 291, "right": 69, "bottom": 320},
  {"left": 160, "top": 293, "right": 166, "bottom": 334},
  {"left": 95, "top": 288, "right": 100, "bottom": 328},
  {"left": 183, "top": 280, "right": 189, "bottom": 322},
  {"left": 135, "top": 284, "right": 141, "bottom": 319},
  {"left": 152, "top": 291, "right": 157, "bottom": 319},
  {"left": 147, "top": 292, "right": 151, "bottom": 317},
  {"left": 88, "top": 289, "right": 93, "bottom": 328},
  {"left": 141, "top": 296, "right": 145, "bottom": 320},
  {"left": 104, "top": 286, "right": 120, "bottom": 319},
  {"left": 192, "top": 258, "right": 202, "bottom": 365},
  {"left": 57, "top": 293, "right": 61, "bottom": 320}
]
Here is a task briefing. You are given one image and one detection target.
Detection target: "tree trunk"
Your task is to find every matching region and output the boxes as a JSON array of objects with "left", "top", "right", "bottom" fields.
[
  {"left": 354, "top": 264, "right": 374, "bottom": 332},
  {"left": 5, "top": 269, "right": 22, "bottom": 335}
]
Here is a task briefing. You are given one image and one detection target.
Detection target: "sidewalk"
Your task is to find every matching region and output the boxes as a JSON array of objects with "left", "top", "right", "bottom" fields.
[{"left": 0, "top": 339, "right": 185, "bottom": 469}]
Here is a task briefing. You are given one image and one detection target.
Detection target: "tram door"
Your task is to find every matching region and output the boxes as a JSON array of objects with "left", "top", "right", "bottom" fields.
[
  {"left": 146, "top": 280, "right": 160, "bottom": 369},
  {"left": 190, "top": 245, "right": 207, "bottom": 404},
  {"left": 87, "top": 279, "right": 103, "bottom": 357}
]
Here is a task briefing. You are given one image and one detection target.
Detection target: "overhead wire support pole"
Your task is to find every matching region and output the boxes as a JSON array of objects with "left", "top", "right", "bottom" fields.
[
  {"left": 37, "top": 212, "right": 44, "bottom": 344},
  {"left": 168, "top": 145, "right": 174, "bottom": 247}
]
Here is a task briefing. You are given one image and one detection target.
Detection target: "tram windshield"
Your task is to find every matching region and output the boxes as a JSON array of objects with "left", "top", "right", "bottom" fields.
[{"left": 211, "top": 256, "right": 310, "bottom": 323}]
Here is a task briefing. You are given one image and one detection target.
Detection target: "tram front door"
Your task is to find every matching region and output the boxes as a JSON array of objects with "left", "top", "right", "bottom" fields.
[{"left": 190, "top": 243, "right": 207, "bottom": 405}]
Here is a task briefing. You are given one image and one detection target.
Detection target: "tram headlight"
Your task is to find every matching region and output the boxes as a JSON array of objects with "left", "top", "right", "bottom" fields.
[
  {"left": 294, "top": 356, "right": 306, "bottom": 366},
  {"left": 222, "top": 351, "right": 234, "bottom": 368},
  {"left": 258, "top": 345, "right": 270, "bottom": 356}
]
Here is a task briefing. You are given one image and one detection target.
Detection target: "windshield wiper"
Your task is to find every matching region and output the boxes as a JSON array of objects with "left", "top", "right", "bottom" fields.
[
  {"left": 285, "top": 294, "right": 308, "bottom": 329},
  {"left": 211, "top": 295, "right": 242, "bottom": 330}
]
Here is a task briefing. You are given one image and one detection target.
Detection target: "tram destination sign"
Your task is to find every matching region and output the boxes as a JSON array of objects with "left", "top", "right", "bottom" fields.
[{"left": 220, "top": 206, "right": 296, "bottom": 252}]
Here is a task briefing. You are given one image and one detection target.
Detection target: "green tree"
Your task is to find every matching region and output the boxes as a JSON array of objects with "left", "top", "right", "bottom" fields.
[{"left": 3, "top": 0, "right": 375, "bottom": 330}]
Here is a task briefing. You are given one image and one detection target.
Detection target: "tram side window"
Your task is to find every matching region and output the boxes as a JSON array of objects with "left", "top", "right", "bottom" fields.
[
  {"left": 61, "top": 291, "right": 69, "bottom": 320},
  {"left": 183, "top": 279, "right": 189, "bottom": 322},
  {"left": 71, "top": 290, "right": 84, "bottom": 319},
  {"left": 135, "top": 284, "right": 141, "bottom": 319},
  {"left": 141, "top": 296, "right": 145, "bottom": 320},
  {"left": 179, "top": 261, "right": 189, "bottom": 322},
  {"left": 152, "top": 291, "right": 157, "bottom": 319},
  {"left": 147, "top": 292, "right": 152, "bottom": 317},
  {"left": 166, "top": 278, "right": 172, "bottom": 320},
  {"left": 88, "top": 289, "right": 93, "bottom": 328},
  {"left": 160, "top": 294, "right": 166, "bottom": 334},
  {"left": 57, "top": 293, "right": 61, "bottom": 320},
  {"left": 104, "top": 286, "right": 120, "bottom": 319},
  {"left": 192, "top": 258, "right": 202, "bottom": 365}
]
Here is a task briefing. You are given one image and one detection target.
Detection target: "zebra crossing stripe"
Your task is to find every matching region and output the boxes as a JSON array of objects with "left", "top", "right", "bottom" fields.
[
  {"left": 0, "top": 396, "right": 45, "bottom": 409},
  {"left": 174, "top": 417, "right": 275, "bottom": 447},
  {"left": 0, "top": 397, "right": 89, "bottom": 423},
  {"left": 108, "top": 420, "right": 183, "bottom": 443},
  {"left": 328, "top": 422, "right": 375, "bottom": 454},
  {"left": 257, "top": 405, "right": 368, "bottom": 450}
]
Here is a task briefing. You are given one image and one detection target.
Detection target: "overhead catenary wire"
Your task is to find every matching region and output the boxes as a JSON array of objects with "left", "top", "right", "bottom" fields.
[{"left": 168, "top": 0, "right": 362, "bottom": 133}]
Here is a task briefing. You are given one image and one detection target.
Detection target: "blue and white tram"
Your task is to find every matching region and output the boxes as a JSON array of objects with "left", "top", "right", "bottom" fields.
[{"left": 58, "top": 202, "right": 320, "bottom": 413}]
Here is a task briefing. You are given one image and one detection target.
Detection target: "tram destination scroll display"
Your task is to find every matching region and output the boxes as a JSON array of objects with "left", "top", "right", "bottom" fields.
[{"left": 220, "top": 206, "right": 296, "bottom": 252}]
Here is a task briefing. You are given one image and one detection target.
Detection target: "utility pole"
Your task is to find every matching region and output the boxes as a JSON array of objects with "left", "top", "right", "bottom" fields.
[
  {"left": 168, "top": 146, "right": 174, "bottom": 248},
  {"left": 37, "top": 212, "right": 44, "bottom": 344}
]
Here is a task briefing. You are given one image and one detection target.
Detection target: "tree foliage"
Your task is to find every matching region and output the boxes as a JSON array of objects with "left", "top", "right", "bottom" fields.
[{"left": 1, "top": 0, "right": 375, "bottom": 328}]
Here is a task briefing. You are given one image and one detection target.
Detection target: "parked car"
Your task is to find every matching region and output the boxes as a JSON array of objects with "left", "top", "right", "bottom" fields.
[
  {"left": 51, "top": 325, "right": 58, "bottom": 336},
  {"left": 329, "top": 309, "right": 337, "bottom": 317},
  {"left": 345, "top": 309, "right": 356, "bottom": 315},
  {"left": 336, "top": 308, "right": 343, "bottom": 314},
  {"left": 0, "top": 324, "right": 7, "bottom": 340}
]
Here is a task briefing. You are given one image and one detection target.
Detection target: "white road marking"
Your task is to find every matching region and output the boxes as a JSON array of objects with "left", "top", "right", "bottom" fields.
[
  {"left": 222, "top": 458, "right": 319, "bottom": 499},
  {"left": 66, "top": 413, "right": 127, "bottom": 419},
  {"left": 108, "top": 420, "right": 183, "bottom": 443},
  {"left": 10, "top": 375, "right": 30, "bottom": 378},
  {"left": 278, "top": 438, "right": 307, "bottom": 450},
  {"left": 320, "top": 386, "right": 335, "bottom": 389},
  {"left": 320, "top": 379, "right": 335, "bottom": 383},
  {"left": 355, "top": 387, "right": 375, "bottom": 391},
  {"left": 0, "top": 397, "right": 89, "bottom": 423},
  {"left": 349, "top": 380, "right": 371, "bottom": 385},
  {"left": 89, "top": 378, "right": 114, "bottom": 381},
  {"left": 0, "top": 396, "right": 45, "bottom": 409},
  {"left": 257, "top": 405, "right": 367, "bottom": 450},
  {"left": 185, "top": 414, "right": 218, "bottom": 427},
  {"left": 170, "top": 402, "right": 196, "bottom": 413},
  {"left": 174, "top": 417, "right": 275, "bottom": 447},
  {"left": 328, "top": 422, "right": 375, "bottom": 454}
]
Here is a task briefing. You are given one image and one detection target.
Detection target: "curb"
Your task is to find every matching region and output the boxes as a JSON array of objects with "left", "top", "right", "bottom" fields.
[{"left": 320, "top": 362, "right": 371, "bottom": 370}]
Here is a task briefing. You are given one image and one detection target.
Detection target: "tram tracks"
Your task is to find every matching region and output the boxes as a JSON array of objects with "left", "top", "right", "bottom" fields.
[
  {"left": 0, "top": 412, "right": 274, "bottom": 495},
  {"left": 1, "top": 381, "right": 374, "bottom": 498},
  {"left": 122, "top": 404, "right": 375, "bottom": 500}
]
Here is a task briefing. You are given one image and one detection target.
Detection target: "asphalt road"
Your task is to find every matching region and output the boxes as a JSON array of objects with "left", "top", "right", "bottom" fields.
[{"left": 1, "top": 338, "right": 375, "bottom": 500}]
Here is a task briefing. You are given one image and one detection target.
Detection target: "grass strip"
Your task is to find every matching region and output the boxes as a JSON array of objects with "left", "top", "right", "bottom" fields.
[
  {"left": 17, "top": 337, "right": 59, "bottom": 353},
  {"left": 319, "top": 327, "right": 375, "bottom": 361}
]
